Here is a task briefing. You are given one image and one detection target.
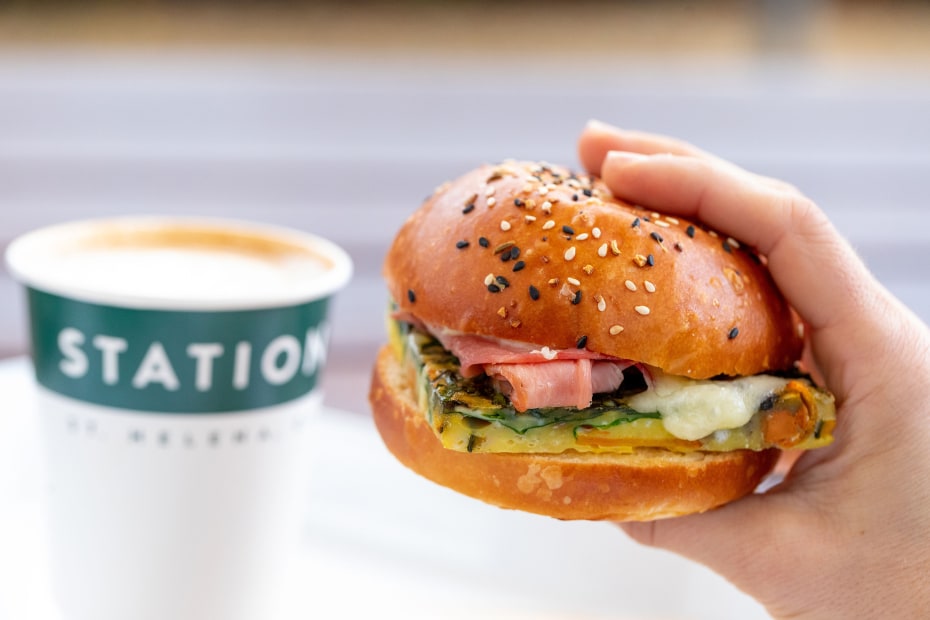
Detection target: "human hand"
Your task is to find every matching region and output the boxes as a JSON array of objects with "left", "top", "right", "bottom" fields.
[{"left": 579, "top": 120, "right": 930, "bottom": 619}]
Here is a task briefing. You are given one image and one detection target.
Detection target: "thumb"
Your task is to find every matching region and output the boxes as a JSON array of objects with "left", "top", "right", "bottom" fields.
[{"left": 619, "top": 492, "right": 823, "bottom": 614}]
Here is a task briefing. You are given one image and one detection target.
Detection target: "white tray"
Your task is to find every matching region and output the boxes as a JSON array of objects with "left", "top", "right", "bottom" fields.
[{"left": 0, "top": 357, "right": 767, "bottom": 620}]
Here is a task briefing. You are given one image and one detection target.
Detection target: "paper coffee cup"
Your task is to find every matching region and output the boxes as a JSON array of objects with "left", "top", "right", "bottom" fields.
[{"left": 6, "top": 216, "right": 352, "bottom": 620}]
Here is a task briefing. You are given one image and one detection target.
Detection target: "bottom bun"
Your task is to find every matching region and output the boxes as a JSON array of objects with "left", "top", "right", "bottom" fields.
[{"left": 369, "top": 346, "right": 779, "bottom": 521}]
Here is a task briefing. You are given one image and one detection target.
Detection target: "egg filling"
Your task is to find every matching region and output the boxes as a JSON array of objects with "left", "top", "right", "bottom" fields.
[{"left": 391, "top": 319, "right": 836, "bottom": 455}]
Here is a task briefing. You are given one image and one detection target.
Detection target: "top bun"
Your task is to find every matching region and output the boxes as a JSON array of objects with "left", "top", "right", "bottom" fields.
[{"left": 384, "top": 161, "right": 801, "bottom": 379}]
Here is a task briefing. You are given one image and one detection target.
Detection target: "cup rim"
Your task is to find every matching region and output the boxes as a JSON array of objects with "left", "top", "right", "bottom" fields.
[{"left": 5, "top": 216, "right": 353, "bottom": 311}]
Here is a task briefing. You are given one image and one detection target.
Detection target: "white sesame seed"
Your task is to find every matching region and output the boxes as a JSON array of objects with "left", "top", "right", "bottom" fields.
[
  {"left": 500, "top": 219, "right": 511, "bottom": 231},
  {"left": 567, "top": 277, "right": 581, "bottom": 286},
  {"left": 651, "top": 212, "right": 660, "bottom": 219},
  {"left": 542, "top": 220, "right": 556, "bottom": 230},
  {"left": 525, "top": 215, "right": 537, "bottom": 223},
  {"left": 564, "top": 246, "right": 576, "bottom": 261},
  {"left": 709, "top": 230, "right": 719, "bottom": 238},
  {"left": 666, "top": 217, "right": 680, "bottom": 225},
  {"left": 611, "top": 240, "right": 621, "bottom": 255},
  {"left": 625, "top": 280, "right": 637, "bottom": 291},
  {"left": 576, "top": 233, "right": 589, "bottom": 241},
  {"left": 597, "top": 297, "right": 607, "bottom": 312},
  {"left": 644, "top": 280, "right": 656, "bottom": 293},
  {"left": 484, "top": 273, "right": 495, "bottom": 286},
  {"left": 592, "top": 227, "right": 602, "bottom": 239},
  {"left": 609, "top": 325, "right": 624, "bottom": 335},
  {"left": 487, "top": 197, "right": 497, "bottom": 208},
  {"left": 541, "top": 200, "right": 553, "bottom": 212},
  {"left": 597, "top": 243, "right": 608, "bottom": 258},
  {"left": 484, "top": 186, "right": 495, "bottom": 197},
  {"left": 539, "top": 186, "right": 549, "bottom": 196},
  {"left": 582, "top": 264, "right": 594, "bottom": 275},
  {"left": 635, "top": 305, "right": 651, "bottom": 316},
  {"left": 727, "top": 237, "right": 741, "bottom": 249},
  {"left": 655, "top": 220, "right": 670, "bottom": 228}
]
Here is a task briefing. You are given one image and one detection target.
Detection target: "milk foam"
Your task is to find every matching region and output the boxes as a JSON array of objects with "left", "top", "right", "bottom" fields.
[
  {"left": 47, "top": 247, "right": 327, "bottom": 302},
  {"left": 6, "top": 218, "right": 351, "bottom": 309}
]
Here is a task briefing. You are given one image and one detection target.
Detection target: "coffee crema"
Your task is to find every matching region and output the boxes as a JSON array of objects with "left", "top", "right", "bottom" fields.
[{"left": 6, "top": 217, "right": 352, "bottom": 310}]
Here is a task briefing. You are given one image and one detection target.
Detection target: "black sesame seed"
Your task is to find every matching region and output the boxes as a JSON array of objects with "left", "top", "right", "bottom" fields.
[
  {"left": 455, "top": 240, "right": 470, "bottom": 249},
  {"left": 631, "top": 217, "right": 640, "bottom": 228},
  {"left": 407, "top": 289, "right": 416, "bottom": 303},
  {"left": 510, "top": 246, "right": 521, "bottom": 260},
  {"left": 487, "top": 284, "right": 501, "bottom": 293},
  {"left": 514, "top": 198, "right": 525, "bottom": 207},
  {"left": 478, "top": 237, "right": 489, "bottom": 248},
  {"left": 646, "top": 254, "right": 655, "bottom": 267},
  {"left": 576, "top": 335, "right": 588, "bottom": 349},
  {"left": 571, "top": 290, "right": 582, "bottom": 305},
  {"left": 495, "top": 275, "right": 510, "bottom": 287},
  {"left": 562, "top": 225, "right": 575, "bottom": 235},
  {"left": 528, "top": 285, "right": 540, "bottom": 300},
  {"left": 723, "top": 240, "right": 733, "bottom": 253},
  {"left": 500, "top": 249, "right": 512, "bottom": 262},
  {"left": 650, "top": 231, "right": 663, "bottom": 243},
  {"left": 674, "top": 242, "right": 683, "bottom": 252},
  {"left": 728, "top": 326, "right": 740, "bottom": 340},
  {"left": 686, "top": 225, "right": 696, "bottom": 238},
  {"left": 462, "top": 203, "right": 475, "bottom": 214},
  {"left": 582, "top": 188, "right": 593, "bottom": 197},
  {"left": 512, "top": 260, "right": 526, "bottom": 272},
  {"left": 572, "top": 193, "right": 579, "bottom": 202}
]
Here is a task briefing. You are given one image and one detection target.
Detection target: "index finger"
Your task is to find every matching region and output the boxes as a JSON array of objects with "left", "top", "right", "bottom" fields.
[
  {"left": 579, "top": 120, "right": 798, "bottom": 193},
  {"left": 578, "top": 120, "right": 711, "bottom": 174},
  {"left": 599, "top": 150, "right": 899, "bottom": 401},
  {"left": 600, "top": 150, "right": 862, "bottom": 332}
]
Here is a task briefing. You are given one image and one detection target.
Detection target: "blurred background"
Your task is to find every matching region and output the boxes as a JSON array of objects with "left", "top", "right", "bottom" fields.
[
  {"left": 0, "top": 0, "right": 929, "bottom": 415},
  {"left": 0, "top": 1, "right": 928, "bottom": 618}
]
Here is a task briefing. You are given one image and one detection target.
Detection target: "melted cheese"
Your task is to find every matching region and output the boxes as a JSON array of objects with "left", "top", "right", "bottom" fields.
[{"left": 628, "top": 372, "right": 790, "bottom": 441}]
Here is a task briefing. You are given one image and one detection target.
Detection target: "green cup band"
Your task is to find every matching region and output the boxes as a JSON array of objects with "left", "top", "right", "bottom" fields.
[{"left": 28, "top": 288, "right": 331, "bottom": 414}]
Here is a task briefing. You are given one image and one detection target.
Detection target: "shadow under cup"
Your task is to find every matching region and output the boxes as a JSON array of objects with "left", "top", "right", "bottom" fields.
[{"left": 5, "top": 217, "right": 352, "bottom": 620}]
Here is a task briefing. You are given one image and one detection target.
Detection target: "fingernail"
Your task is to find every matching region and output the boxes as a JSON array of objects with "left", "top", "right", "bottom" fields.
[
  {"left": 585, "top": 118, "right": 620, "bottom": 132},
  {"left": 605, "top": 150, "right": 647, "bottom": 164}
]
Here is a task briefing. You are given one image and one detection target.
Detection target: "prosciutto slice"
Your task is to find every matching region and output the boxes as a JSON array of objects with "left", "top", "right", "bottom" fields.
[
  {"left": 434, "top": 331, "right": 614, "bottom": 378},
  {"left": 429, "top": 328, "right": 631, "bottom": 411},
  {"left": 486, "top": 359, "right": 630, "bottom": 411}
]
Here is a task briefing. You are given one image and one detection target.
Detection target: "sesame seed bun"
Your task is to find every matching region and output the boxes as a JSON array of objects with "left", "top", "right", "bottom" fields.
[
  {"left": 384, "top": 161, "right": 802, "bottom": 379},
  {"left": 370, "top": 345, "right": 779, "bottom": 521},
  {"left": 372, "top": 159, "right": 804, "bottom": 521}
]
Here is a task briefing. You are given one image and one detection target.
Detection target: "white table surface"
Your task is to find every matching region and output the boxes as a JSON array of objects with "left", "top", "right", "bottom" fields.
[{"left": 0, "top": 356, "right": 772, "bottom": 619}]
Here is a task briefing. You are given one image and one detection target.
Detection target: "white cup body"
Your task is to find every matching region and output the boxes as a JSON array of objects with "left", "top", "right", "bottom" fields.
[{"left": 6, "top": 217, "right": 352, "bottom": 620}]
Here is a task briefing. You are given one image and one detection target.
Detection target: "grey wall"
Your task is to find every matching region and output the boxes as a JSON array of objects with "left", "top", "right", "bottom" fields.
[{"left": 2, "top": 52, "right": 928, "bottom": 412}]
